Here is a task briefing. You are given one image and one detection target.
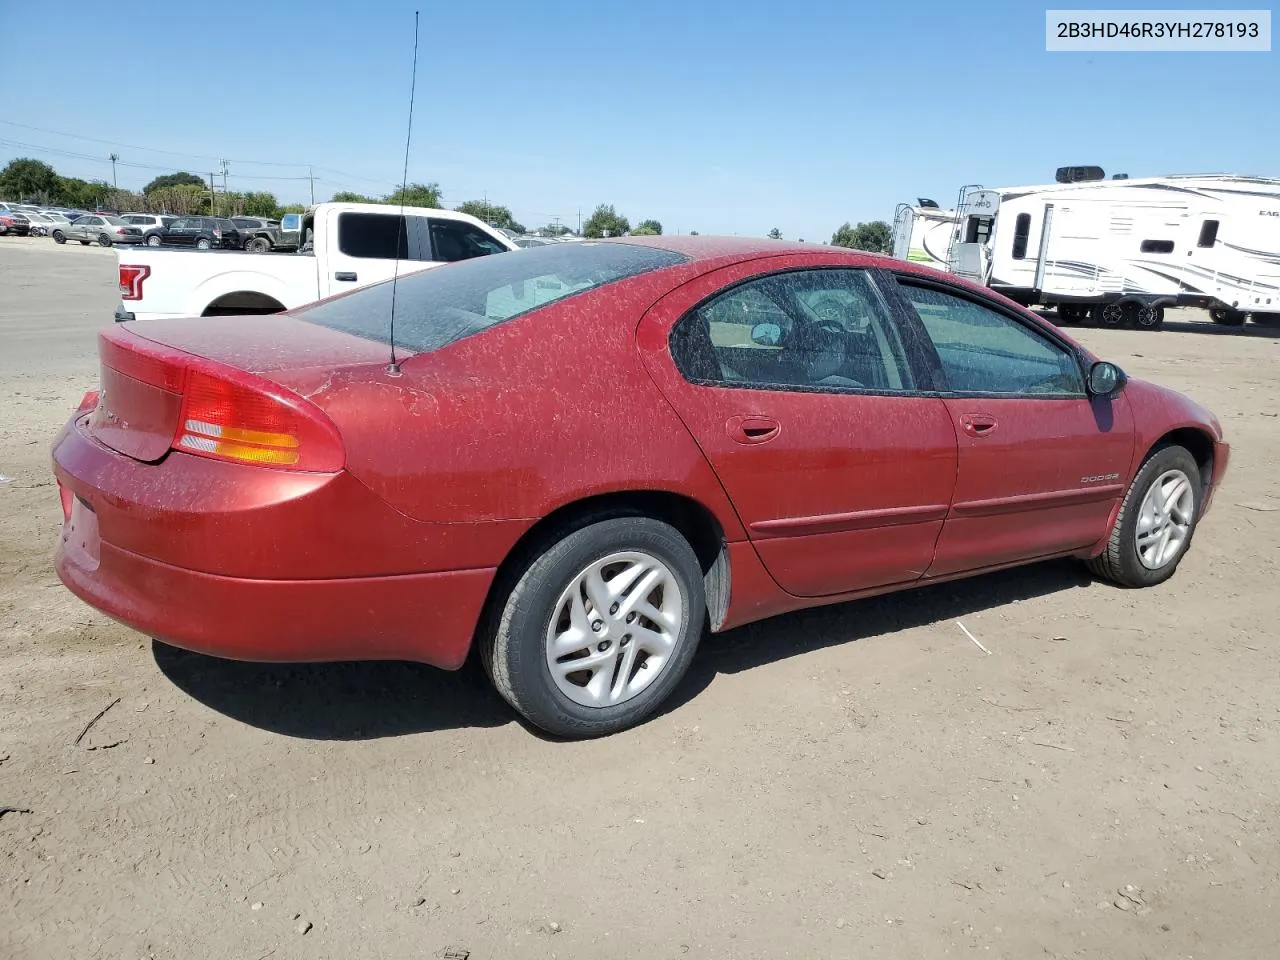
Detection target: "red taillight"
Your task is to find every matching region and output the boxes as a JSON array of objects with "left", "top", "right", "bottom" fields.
[
  {"left": 174, "top": 370, "right": 344, "bottom": 472},
  {"left": 119, "top": 264, "right": 150, "bottom": 301},
  {"left": 76, "top": 389, "right": 100, "bottom": 414}
]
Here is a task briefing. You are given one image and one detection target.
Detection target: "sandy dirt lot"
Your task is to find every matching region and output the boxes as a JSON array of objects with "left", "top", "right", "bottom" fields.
[{"left": 2, "top": 235, "right": 1278, "bottom": 960}]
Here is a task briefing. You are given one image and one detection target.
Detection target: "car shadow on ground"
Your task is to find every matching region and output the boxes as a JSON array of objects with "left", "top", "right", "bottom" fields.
[{"left": 154, "top": 559, "right": 1094, "bottom": 742}]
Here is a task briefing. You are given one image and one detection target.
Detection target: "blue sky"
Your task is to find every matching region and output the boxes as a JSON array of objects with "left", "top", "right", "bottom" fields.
[{"left": 1, "top": 1, "right": 1275, "bottom": 238}]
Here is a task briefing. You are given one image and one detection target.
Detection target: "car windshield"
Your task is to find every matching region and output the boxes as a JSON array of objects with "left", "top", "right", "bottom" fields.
[{"left": 296, "top": 241, "right": 688, "bottom": 353}]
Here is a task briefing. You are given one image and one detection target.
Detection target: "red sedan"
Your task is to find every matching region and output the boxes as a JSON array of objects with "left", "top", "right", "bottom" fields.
[{"left": 53, "top": 237, "right": 1229, "bottom": 738}]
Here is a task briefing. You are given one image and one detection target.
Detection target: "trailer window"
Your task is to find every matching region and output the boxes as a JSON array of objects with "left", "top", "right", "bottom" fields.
[
  {"left": 964, "top": 216, "right": 993, "bottom": 245},
  {"left": 1140, "top": 239, "right": 1175, "bottom": 254},
  {"left": 1011, "top": 214, "right": 1031, "bottom": 260},
  {"left": 1197, "top": 220, "right": 1219, "bottom": 247}
]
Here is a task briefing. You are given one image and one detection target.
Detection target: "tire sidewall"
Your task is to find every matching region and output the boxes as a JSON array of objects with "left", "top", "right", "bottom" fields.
[
  {"left": 1113, "top": 446, "right": 1202, "bottom": 586},
  {"left": 53, "top": 231, "right": 65, "bottom": 243},
  {"left": 494, "top": 517, "right": 705, "bottom": 737}
]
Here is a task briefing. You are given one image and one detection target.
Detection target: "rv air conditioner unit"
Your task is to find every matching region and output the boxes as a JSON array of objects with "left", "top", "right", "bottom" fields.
[
  {"left": 917, "top": 198, "right": 939, "bottom": 208},
  {"left": 1055, "top": 166, "right": 1106, "bottom": 183},
  {"left": 1112, "top": 173, "right": 1129, "bottom": 180}
]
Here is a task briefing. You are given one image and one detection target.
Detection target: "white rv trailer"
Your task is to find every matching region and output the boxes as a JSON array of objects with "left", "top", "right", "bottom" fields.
[
  {"left": 942, "top": 171, "right": 1280, "bottom": 329},
  {"left": 891, "top": 201, "right": 957, "bottom": 271}
]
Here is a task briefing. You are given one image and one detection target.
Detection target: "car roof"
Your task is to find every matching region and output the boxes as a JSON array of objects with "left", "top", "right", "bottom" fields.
[{"left": 595, "top": 234, "right": 897, "bottom": 267}]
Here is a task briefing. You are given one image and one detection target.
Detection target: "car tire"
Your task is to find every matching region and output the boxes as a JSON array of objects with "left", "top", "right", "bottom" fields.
[
  {"left": 1086, "top": 445, "right": 1202, "bottom": 588},
  {"left": 146, "top": 234, "right": 162, "bottom": 247},
  {"left": 482, "top": 516, "right": 706, "bottom": 739},
  {"left": 248, "top": 236, "right": 272, "bottom": 253},
  {"left": 52, "top": 230, "right": 66, "bottom": 244},
  {"left": 98, "top": 233, "right": 113, "bottom": 247},
  {"left": 196, "top": 238, "right": 212, "bottom": 250}
]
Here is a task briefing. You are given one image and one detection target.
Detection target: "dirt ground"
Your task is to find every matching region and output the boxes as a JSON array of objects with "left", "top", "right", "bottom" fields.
[{"left": 2, "top": 235, "right": 1278, "bottom": 960}]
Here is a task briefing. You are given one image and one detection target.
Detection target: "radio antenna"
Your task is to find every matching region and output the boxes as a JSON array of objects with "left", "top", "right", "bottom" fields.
[{"left": 386, "top": 9, "right": 420, "bottom": 377}]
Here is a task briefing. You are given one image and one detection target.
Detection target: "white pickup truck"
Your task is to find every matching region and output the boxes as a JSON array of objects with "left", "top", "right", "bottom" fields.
[{"left": 114, "top": 201, "right": 520, "bottom": 323}]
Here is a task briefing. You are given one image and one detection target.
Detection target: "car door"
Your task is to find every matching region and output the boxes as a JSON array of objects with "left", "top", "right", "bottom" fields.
[
  {"left": 164, "top": 218, "right": 189, "bottom": 245},
  {"left": 320, "top": 209, "right": 432, "bottom": 297},
  {"left": 76, "top": 216, "right": 102, "bottom": 241},
  {"left": 638, "top": 261, "right": 958, "bottom": 598},
  {"left": 888, "top": 274, "right": 1135, "bottom": 576}
]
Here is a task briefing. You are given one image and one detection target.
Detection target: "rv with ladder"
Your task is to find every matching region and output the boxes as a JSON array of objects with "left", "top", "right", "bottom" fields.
[{"left": 895, "top": 167, "right": 1280, "bottom": 329}]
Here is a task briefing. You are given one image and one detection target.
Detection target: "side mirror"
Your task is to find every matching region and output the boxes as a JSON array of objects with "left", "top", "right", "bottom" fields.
[
  {"left": 1087, "top": 360, "right": 1126, "bottom": 397},
  {"left": 750, "top": 322, "right": 782, "bottom": 347}
]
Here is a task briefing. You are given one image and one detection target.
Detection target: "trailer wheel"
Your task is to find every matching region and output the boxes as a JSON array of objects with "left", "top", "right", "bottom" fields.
[
  {"left": 1135, "top": 304, "right": 1164, "bottom": 330},
  {"left": 1096, "top": 302, "right": 1125, "bottom": 327},
  {"left": 1210, "top": 308, "right": 1246, "bottom": 327},
  {"left": 1057, "top": 304, "right": 1084, "bottom": 325}
]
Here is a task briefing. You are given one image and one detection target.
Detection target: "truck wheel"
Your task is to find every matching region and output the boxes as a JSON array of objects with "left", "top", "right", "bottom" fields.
[
  {"left": 1086, "top": 445, "right": 1201, "bottom": 588},
  {"left": 1135, "top": 303, "right": 1164, "bottom": 330},
  {"left": 52, "top": 230, "right": 66, "bottom": 244},
  {"left": 1210, "top": 308, "right": 1246, "bottom": 326},
  {"left": 481, "top": 516, "right": 705, "bottom": 739},
  {"left": 248, "top": 236, "right": 272, "bottom": 253},
  {"left": 196, "top": 238, "right": 212, "bottom": 250}
]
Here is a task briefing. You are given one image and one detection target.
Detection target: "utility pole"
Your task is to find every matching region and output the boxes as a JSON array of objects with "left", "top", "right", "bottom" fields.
[
  {"left": 209, "top": 172, "right": 217, "bottom": 216},
  {"left": 219, "top": 159, "right": 230, "bottom": 212},
  {"left": 109, "top": 153, "right": 119, "bottom": 190},
  {"left": 308, "top": 165, "right": 315, "bottom": 206},
  {"left": 577, "top": 208, "right": 581, "bottom": 235}
]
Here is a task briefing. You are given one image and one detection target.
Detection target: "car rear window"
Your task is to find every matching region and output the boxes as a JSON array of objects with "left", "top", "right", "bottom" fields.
[{"left": 296, "top": 241, "right": 688, "bottom": 353}]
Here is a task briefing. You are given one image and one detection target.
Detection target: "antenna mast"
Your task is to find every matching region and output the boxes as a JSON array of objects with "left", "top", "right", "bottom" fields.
[{"left": 386, "top": 9, "right": 420, "bottom": 377}]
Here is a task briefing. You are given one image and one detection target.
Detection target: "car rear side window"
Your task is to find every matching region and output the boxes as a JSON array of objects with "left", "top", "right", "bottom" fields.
[
  {"left": 670, "top": 269, "right": 916, "bottom": 394},
  {"left": 297, "top": 241, "right": 688, "bottom": 353},
  {"left": 337, "top": 211, "right": 423, "bottom": 260},
  {"left": 429, "top": 218, "right": 509, "bottom": 262},
  {"left": 897, "top": 281, "right": 1084, "bottom": 397}
]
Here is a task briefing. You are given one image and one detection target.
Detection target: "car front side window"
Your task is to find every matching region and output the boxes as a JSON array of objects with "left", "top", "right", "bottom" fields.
[{"left": 898, "top": 282, "right": 1085, "bottom": 397}]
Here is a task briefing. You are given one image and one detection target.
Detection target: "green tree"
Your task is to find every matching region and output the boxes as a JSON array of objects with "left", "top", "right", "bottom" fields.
[
  {"left": 240, "top": 191, "right": 280, "bottom": 217},
  {"left": 384, "top": 182, "right": 441, "bottom": 207},
  {"left": 56, "top": 176, "right": 114, "bottom": 210},
  {"left": 582, "top": 204, "right": 630, "bottom": 238},
  {"left": 767, "top": 227, "right": 782, "bottom": 240},
  {"left": 0, "top": 158, "right": 59, "bottom": 200},
  {"left": 540, "top": 223, "right": 571, "bottom": 237},
  {"left": 831, "top": 220, "right": 893, "bottom": 253},
  {"left": 456, "top": 200, "right": 516, "bottom": 229},
  {"left": 689, "top": 230, "right": 699, "bottom": 236},
  {"left": 331, "top": 190, "right": 377, "bottom": 203},
  {"left": 631, "top": 219, "right": 662, "bottom": 236},
  {"left": 277, "top": 203, "right": 306, "bottom": 216},
  {"left": 146, "top": 184, "right": 209, "bottom": 215},
  {"left": 142, "top": 171, "right": 206, "bottom": 194}
]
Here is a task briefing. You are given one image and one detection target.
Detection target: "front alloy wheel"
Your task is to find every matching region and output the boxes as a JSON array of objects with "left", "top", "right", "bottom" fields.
[{"left": 1087, "top": 445, "right": 1202, "bottom": 587}]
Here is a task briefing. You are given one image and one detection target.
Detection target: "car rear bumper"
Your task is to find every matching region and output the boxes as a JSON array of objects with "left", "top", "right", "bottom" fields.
[
  {"left": 56, "top": 531, "right": 492, "bottom": 669},
  {"left": 51, "top": 414, "right": 511, "bottom": 669}
]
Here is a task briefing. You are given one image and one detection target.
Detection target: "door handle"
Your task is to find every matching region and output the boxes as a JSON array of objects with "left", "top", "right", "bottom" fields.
[
  {"left": 726, "top": 415, "right": 781, "bottom": 444},
  {"left": 959, "top": 413, "right": 998, "bottom": 437},
  {"left": 334, "top": 271, "right": 358, "bottom": 282}
]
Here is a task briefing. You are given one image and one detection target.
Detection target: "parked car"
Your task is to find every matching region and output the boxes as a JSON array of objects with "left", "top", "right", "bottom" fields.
[
  {"left": 56, "top": 237, "right": 1229, "bottom": 738},
  {"left": 113, "top": 202, "right": 518, "bottom": 321},
  {"left": 22, "top": 212, "right": 67, "bottom": 237},
  {"left": 160, "top": 216, "right": 243, "bottom": 250},
  {"left": 119, "top": 214, "right": 178, "bottom": 247},
  {"left": 230, "top": 217, "right": 283, "bottom": 253},
  {"left": 0, "top": 212, "right": 31, "bottom": 236},
  {"left": 52, "top": 215, "right": 143, "bottom": 247}
]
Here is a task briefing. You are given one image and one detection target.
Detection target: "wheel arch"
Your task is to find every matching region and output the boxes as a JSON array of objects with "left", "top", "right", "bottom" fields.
[
  {"left": 200, "top": 290, "right": 288, "bottom": 317},
  {"left": 1150, "top": 426, "right": 1215, "bottom": 498},
  {"left": 477, "top": 489, "right": 733, "bottom": 655}
]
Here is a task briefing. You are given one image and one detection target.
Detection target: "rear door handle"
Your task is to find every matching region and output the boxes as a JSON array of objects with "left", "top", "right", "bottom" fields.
[
  {"left": 959, "top": 413, "right": 998, "bottom": 437},
  {"left": 727, "top": 415, "right": 781, "bottom": 444},
  {"left": 334, "top": 271, "right": 358, "bottom": 282}
]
